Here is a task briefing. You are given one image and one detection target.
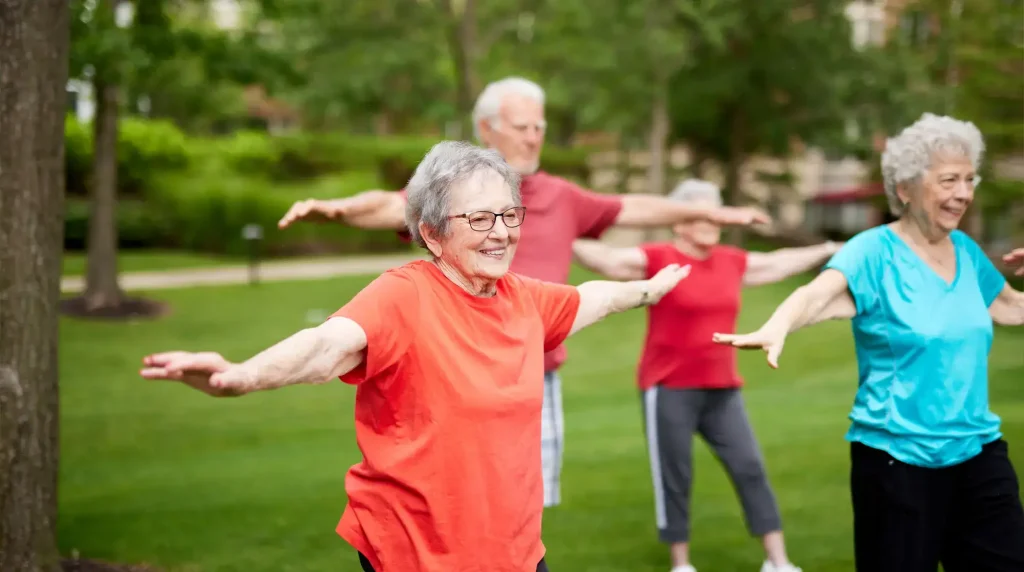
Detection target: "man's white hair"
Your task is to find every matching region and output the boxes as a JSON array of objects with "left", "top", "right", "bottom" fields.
[
  {"left": 881, "top": 112, "right": 985, "bottom": 216},
  {"left": 471, "top": 77, "right": 545, "bottom": 141},
  {"left": 669, "top": 178, "right": 723, "bottom": 207}
]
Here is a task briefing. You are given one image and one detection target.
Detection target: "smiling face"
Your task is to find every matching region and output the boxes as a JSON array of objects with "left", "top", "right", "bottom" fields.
[
  {"left": 424, "top": 169, "right": 521, "bottom": 289},
  {"left": 477, "top": 93, "right": 545, "bottom": 175},
  {"left": 899, "top": 153, "right": 977, "bottom": 236}
]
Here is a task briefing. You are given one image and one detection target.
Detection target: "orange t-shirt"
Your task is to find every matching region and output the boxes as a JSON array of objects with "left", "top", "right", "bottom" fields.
[{"left": 330, "top": 260, "right": 581, "bottom": 572}]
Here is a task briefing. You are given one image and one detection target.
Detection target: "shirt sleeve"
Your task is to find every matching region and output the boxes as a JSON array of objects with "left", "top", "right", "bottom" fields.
[
  {"left": 567, "top": 183, "right": 624, "bottom": 239},
  {"left": 719, "top": 245, "right": 749, "bottom": 275},
  {"left": 958, "top": 231, "right": 1007, "bottom": 307},
  {"left": 823, "top": 229, "right": 882, "bottom": 317},
  {"left": 329, "top": 269, "right": 419, "bottom": 384},
  {"left": 518, "top": 275, "right": 583, "bottom": 352}
]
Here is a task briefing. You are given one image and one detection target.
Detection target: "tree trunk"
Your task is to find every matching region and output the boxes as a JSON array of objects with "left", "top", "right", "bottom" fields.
[
  {"left": 439, "top": 0, "right": 480, "bottom": 140},
  {"left": 0, "top": 1, "right": 69, "bottom": 570},
  {"left": 725, "top": 109, "right": 747, "bottom": 245},
  {"left": 645, "top": 79, "right": 670, "bottom": 242},
  {"left": 83, "top": 78, "right": 124, "bottom": 309}
]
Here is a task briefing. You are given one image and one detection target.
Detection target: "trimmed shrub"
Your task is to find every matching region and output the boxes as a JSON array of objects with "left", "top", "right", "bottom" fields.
[
  {"left": 65, "top": 170, "right": 410, "bottom": 256},
  {"left": 65, "top": 115, "right": 190, "bottom": 197}
]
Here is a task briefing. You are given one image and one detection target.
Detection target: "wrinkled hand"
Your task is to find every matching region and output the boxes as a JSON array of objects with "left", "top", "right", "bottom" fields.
[
  {"left": 140, "top": 351, "right": 254, "bottom": 397},
  {"left": 645, "top": 264, "right": 692, "bottom": 304},
  {"left": 1003, "top": 248, "right": 1024, "bottom": 276},
  {"left": 712, "top": 327, "right": 787, "bottom": 369},
  {"left": 709, "top": 206, "right": 772, "bottom": 227},
  {"left": 278, "top": 198, "right": 347, "bottom": 229}
]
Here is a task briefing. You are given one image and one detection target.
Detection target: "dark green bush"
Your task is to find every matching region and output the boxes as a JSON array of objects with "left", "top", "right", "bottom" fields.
[
  {"left": 63, "top": 118, "right": 594, "bottom": 257},
  {"left": 65, "top": 115, "right": 190, "bottom": 197},
  {"left": 64, "top": 170, "right": 410, "bottom": 256}
]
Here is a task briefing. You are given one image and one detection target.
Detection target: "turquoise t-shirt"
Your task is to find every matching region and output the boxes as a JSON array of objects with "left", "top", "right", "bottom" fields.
[{"left": 825, "top": 226, "right": 1007, "bottom": 468}]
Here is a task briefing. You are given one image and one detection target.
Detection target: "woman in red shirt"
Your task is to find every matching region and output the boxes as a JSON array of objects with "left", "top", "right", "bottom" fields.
[
  {"left": 138, "top": 142, "right": 689, "bottom": 572},
  {"left": 572, "top": 179, "right": 840, "bottom": 572}
]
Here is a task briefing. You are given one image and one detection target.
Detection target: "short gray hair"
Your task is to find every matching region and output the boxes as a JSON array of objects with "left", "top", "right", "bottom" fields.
[
  {"left": 881, "top": 112, "right": 985, "bottom": 216},
  {"left": 405, "top": 141, "right": 522, "bottom": 248},
  {"left": 471, "top": 77, "right": 545, "bottom": 141},
  {"left": 669, "top": 178, "right": 723, "bottom": 207}
]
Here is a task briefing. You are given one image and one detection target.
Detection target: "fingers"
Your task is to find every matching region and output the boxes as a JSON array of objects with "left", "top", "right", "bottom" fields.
[
  {"left": 141, "top": 351, "right": 192, "bottom": 368},
  {"left": 766, "top": 344, "right": 782, "bottom": 369},
  {"left": 140, "top": 352, "right": 226, "bottom": 376},
  {"left": 749, "top": 208, "right": 772, "bottom": 225},
  {"left": 278, "top": 199, "right": 319, "bottom": 229},
  {"left": 712, "top": 332, "right": 738, "bottom": 345},
  {"left": 139, "top": 367, "right": 181, "bottom": 380}
]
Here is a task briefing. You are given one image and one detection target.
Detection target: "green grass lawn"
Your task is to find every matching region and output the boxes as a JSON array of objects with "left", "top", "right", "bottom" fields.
[{"left": 58, "top": 267, "right": 1024, "bottom": 572}]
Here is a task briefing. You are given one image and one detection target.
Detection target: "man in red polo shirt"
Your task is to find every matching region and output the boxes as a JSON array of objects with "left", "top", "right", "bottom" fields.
[{"left": 278, "top": 76, "right": 770, "bottom": 509}]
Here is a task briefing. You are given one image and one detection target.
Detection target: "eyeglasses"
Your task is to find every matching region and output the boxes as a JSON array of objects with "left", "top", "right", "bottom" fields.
[
  {"left": 449, "top": 207, "right": 527, "bottom": 231},
  {"left": 937, "top": 175, "right": 982, "bottom": 190}
]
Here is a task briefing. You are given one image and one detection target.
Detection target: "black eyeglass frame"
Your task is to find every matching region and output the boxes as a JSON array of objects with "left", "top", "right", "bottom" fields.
[{"left": 448, "top": 207, "right": 527, "bottom": 232}]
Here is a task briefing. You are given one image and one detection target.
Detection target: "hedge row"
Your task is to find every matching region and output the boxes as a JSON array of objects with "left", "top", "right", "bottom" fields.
[
  {"left": 64, "top": 117, "right": 592, "bottom": 255},
  {"left": 65, "top": 117, "right": 593, "bottom": 197},
  {"left": 64, "top": 171, "right": 412, "bottom": 256}
]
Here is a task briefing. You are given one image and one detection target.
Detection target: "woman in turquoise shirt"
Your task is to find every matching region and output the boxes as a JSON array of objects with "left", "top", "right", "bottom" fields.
[{"left": 714, "top": 113, "right": 1024, "bottom": 572}]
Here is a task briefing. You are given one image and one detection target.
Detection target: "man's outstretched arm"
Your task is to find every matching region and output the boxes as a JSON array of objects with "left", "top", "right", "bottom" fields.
[
  {"left": 278, "top": 190, "right": 407, "bottom": 231},
  {"left": 616, "top": 194, "right": 772, "bottom": 228}
]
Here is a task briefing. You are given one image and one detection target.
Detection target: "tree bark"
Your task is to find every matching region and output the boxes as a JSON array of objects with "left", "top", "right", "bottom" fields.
[
  {"left": 725, "top": 108, "right": 747, "bottom": 245},
  {"left": 83, "top": 76, "right": 124, "bottom": 310},
  {"left": 0, "top": 0, "right": 69, "bottom": 570},
  {"left": 645, "top": 80, "right": 671, "bottom": 242},
  {"left": 438, "top": 0, "right": 481, "bottom": 140}
]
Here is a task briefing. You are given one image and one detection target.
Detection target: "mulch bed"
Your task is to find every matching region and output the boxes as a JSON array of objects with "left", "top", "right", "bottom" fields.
[
  {"left": 59, "top": 295, "right": 170, "bottom": 321},
  {"left": 61, "top": 559, "right": 160, "bottom": 572}
]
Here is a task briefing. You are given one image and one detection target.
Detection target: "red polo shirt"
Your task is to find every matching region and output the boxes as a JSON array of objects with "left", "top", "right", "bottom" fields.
[
  {"left": 637, "top": 243, "right": 749, "bottom": 391},
  {"left": 399, "top": 171, "right": 622, "bottom": 372}
]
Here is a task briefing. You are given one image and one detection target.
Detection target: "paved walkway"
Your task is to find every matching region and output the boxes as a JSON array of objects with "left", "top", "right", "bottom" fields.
[{"left": 60, "top": 253, "right": 425, "bottom": 293}]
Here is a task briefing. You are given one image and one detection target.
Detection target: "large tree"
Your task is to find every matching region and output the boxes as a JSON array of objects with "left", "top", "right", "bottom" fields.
[
  {"left": 669, "top": 0, "right": 863, "bottom": 242},
  {"left": 0, "top": 0, "right": 70, "bottom": 570}
]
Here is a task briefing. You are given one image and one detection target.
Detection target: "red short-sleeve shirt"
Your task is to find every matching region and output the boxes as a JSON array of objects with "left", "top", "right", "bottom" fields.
[
  {"left": 330, "top": 261, "right": 580, "bottom": 572},
  {"left": 637, "top": 243, "right": 748, "bottom": 391},
  {"left": 399, "top": 171, "right": 622, "bottom": 372}
]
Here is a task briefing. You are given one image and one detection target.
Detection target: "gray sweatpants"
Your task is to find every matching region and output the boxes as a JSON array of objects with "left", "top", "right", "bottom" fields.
[{"left": 641, "top": 386, "right": 782, "bottom": 544}]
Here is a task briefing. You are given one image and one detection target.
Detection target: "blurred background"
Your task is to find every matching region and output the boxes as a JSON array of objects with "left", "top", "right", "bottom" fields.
[{"left": 54, "top": 0, "right": 1021, "bottom": 571}]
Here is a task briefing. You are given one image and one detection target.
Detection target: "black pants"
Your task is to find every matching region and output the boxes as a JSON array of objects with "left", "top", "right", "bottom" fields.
[
  {"left": 851, "top": 439, "right": 1024, "bottom": 572},
  {"left": 358, "top": 552, "right": 549, "bottom": 572}
]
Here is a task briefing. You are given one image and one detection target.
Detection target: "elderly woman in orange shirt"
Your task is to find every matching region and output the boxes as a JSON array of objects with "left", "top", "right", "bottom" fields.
[{"left": 139, "top": 141, "right": 689, "bottom": 572}]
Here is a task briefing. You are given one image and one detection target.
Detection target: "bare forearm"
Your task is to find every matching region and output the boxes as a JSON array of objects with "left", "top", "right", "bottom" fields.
[
  {"left": 237, "top": 325, "right": 363, "bottom": 391},
  {"left": 753, "top": 243, "right": 837, "bottom": 284},
  {"left": 571, "top": 280, "right": 648, "bottom": 333},
  {"left": 763, "top": 285, "right": 837, "bottom": 335},
  {"left": 335, "top": 191, "right": 406, "bottom": 230},
  {"left": 572, "top": 240, "right": 613, "bottom": 274},
  {"left": 616, "top": 194, "right": 711, "bottom": 227},
  {"left": 991, "top": 287, "right": 1024, "bottom": 326}
]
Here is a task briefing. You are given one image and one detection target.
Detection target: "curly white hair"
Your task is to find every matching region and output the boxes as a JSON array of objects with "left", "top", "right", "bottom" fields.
[{"left": 880, "top": 112, "right": 985, "bottom": 216}]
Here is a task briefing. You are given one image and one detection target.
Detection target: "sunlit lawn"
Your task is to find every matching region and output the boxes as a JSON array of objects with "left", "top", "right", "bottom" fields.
[{"left": 58, "top": 267, "right": 1024, "bottom": 572}]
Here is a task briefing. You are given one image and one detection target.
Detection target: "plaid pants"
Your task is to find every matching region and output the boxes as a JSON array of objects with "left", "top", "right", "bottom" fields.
[{"left": 541, "top": 370, "right": 565, "bottom": 507}]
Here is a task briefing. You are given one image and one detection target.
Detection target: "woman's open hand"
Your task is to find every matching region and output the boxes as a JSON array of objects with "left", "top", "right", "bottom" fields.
[
  {"left": 712, "top": 327, "right": 787, "bottom": 369},
  {"left": 140, "top": 351, "right": 254, "bottom": 397}
]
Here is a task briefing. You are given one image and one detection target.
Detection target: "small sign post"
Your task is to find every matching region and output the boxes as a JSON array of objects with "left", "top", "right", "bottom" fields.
[{"left": 242, "top": 223, "right": 264, "bottom": 286}]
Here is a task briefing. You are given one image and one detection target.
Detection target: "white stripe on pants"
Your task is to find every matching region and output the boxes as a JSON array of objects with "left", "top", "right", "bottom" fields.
[{"left": 541, "top": 370, "right": 564, "bottom": 507}]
